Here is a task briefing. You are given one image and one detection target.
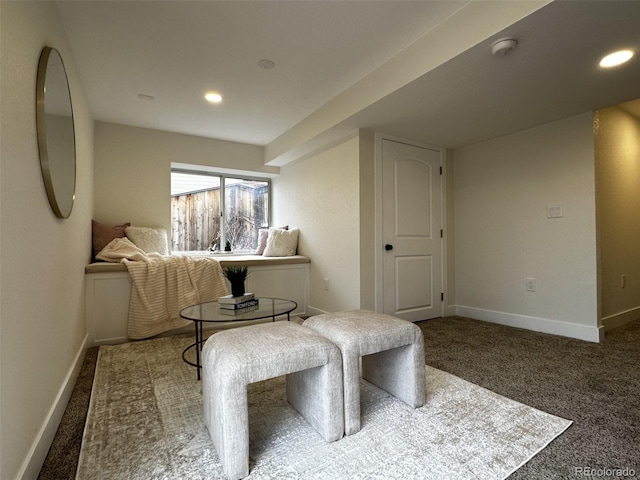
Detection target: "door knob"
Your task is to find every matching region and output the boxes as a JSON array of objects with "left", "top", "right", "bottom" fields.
[{"left": 385, "top": 244, "right": 393, "bottom": 251}]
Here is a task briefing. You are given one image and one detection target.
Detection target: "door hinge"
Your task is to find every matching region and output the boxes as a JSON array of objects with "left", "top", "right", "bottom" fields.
[
  {"left": 439, "top": 166, "right": 443, "bottom": 175},
  {"left": 440, "top": 229, "right": 443, "bottom": 238},
  {"left": 441, "top": 292, "right": 444, "bottom": 301}
]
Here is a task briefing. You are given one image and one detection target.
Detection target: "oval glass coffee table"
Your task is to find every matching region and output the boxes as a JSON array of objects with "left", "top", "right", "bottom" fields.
[{"left": 180, "top": 297, "right": 297, "bottom": 379}]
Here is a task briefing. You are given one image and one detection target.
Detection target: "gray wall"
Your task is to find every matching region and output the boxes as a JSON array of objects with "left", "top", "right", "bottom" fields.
[
  {"left": 1, "top": 2, "right": 94, "bottom": 477},
  {"left": 595, "top": 105, "right": 640, "bottom": 329}
]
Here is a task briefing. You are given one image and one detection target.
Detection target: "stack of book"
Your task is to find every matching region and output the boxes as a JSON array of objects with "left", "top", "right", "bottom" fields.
[{"left": 218, "top": 293, "right": 259, "bottom": 314}]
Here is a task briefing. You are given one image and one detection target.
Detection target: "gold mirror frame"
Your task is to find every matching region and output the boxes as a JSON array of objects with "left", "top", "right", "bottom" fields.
[{"left": 36, "top": 46, "right": 76, "bottom": 219}]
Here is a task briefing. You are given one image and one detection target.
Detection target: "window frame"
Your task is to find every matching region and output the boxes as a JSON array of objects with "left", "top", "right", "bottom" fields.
[{"left": 171, "top": 168, "right": 272, "bottom": 253}]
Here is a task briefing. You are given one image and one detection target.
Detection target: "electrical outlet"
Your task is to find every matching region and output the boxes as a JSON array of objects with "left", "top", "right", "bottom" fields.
[
  {"left": 323, "top": 278, "right": 329, "bottom": 291},
  {"left": 525, "top": 277, "right": 537, "bottom": 292}
]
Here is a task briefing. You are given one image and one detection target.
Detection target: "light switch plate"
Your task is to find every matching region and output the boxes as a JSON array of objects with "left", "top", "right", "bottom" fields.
[{"left": 547, "top": 203, "right": 563, "bottom": 218}]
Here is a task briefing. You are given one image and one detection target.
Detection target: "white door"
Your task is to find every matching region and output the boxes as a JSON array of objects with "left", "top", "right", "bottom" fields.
[{"left": 382, "top": 139, "right": 443, "bottom": 321}]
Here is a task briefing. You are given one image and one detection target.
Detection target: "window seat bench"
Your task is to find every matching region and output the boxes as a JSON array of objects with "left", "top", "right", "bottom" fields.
[
  {"left": 84, "top": 254, "right": 310, "bottom": 273},
  {"left": 85, "top": 255, "right": 310, "bottom": 346}
]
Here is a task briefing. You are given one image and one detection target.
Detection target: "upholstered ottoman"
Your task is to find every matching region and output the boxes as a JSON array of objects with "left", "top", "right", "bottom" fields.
[
  {"left": 202, "top": 321, "right": 344, "bottom": 480},
  {"left": 303, "top": 309, "right": 425, "bottom": 435}
]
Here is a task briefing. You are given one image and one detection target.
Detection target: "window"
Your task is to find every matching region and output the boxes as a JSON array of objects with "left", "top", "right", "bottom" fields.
[{"left": 171, "top": 170, "right": 270, "bottom": 252}]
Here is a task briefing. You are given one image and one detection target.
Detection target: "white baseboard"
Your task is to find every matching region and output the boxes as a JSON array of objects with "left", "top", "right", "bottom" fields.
[
  {"left": 18, "top": 334, "right": 90, "bottom": 480},
  {"left": 306, "top": 305, "right": 329, "bottom": 317},
  {"left": 91, "top": 335, "right": 128, "bottom": 346},
  {"left": 443, "top": 303, "right": 457, "bottom": 318},
  {"left": 602, "top": 306, "right": 640, "bottom": 331},
  {"left": 455, "top": 305, "right": 603, "bottom": 343}
]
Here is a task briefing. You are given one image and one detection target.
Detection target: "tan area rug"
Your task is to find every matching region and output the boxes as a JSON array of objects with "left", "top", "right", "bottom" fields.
[{"left": 76, "top": 334, "right": 571, "bottom": 479}]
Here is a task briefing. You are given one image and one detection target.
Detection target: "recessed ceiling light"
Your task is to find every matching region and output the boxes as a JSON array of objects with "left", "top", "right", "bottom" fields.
[
  {"left": 599, "top": 49, "right": 634, "bottom": 68},
  {"left": 257, "top": 59, "right": 276, "bottom": 70},
  {"left": 205, "top": 92, "right": 222, "bottom": 103}
]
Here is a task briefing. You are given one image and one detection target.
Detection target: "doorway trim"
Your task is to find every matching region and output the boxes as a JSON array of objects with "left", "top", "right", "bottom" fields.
[{"left": 373, "top": 132, "right": 450, "bottom": 318}]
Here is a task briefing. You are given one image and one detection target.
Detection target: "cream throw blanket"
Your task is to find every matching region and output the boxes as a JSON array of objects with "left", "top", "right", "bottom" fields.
[{"left": 96, "top": 238, "right": 229, "bottom": 339}]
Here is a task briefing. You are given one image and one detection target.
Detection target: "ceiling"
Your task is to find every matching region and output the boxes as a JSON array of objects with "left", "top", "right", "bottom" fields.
[
  {"left": 57, "top": 0, "right": 640, "bottom": 164},
  {"left": 350, "top": 0, "right": 640, "bottom": 148}
]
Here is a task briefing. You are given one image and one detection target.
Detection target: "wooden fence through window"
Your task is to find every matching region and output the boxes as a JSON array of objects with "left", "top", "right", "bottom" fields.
[
  {"left": 171, "top": 183, "right": 268, "bottom": 251},
  {"left": 171, "top": 189, "right": 220, "bottom": 251}
]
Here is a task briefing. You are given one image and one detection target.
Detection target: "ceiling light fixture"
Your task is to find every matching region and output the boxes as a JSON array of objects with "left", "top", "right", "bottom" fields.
[
  {"left": 257, "top": 59, "right": 276, "bottom": 70},
  {"left": 599, "top": 49, "right": 634, "bottom": 68},
  {"left": 491, "top": 37, "right": 518, "bottom": 57},
  {"left": 205, "top": 92, "right": 222, "bottom": 103}
]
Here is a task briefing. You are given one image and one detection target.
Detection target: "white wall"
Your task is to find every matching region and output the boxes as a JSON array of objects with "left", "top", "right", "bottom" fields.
[
  {"left": 358, "top": 130, "right": 376, "bottom": 310},
  {"left": 94, "top": 121, "right": 276, "bottom": 232},
  {"left": 0, "top": 2, "right": 94, "bottom": 478},
  {"left": 595, "top": 105, "right": 640, "bottom": 329},
  {"left": 272, "top": 135, "right": 361, "bottom": 314},
  {"left": 452, "top": 113, "right": 600, "bottom": 341}
]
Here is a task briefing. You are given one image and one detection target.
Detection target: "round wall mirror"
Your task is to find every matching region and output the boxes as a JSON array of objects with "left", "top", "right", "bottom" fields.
[{"left": 36, "top": 46, "right": 76, "bottom": 219}]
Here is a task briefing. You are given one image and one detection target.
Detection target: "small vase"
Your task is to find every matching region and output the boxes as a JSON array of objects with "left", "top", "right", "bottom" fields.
[{"left": 231, "top": 282, "right": 245, "bottom": 297}]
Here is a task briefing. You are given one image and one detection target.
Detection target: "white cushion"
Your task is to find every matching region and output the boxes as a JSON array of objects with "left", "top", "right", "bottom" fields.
[
  {"left": 263, "top": 227, "right": 299, "bottom": 257},
  {"left": 125, "top": 226, "right": 169, "bottom": 255},
  {"left": 255, "top": 228, "right": 269, "bottom": 255},
  {"left": 256, "top": 225, "right": 288, "bottom": 255}
]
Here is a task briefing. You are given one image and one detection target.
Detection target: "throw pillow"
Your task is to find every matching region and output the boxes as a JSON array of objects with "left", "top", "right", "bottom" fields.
[
  {"left": 125, "top": 226, "right": 169, "bottom": 255},
  {"left": 255, "top": 229, "right": 269, "bottom": 255},
  {"left": 92, "top": 220, "right": 130, "bottom": 260},
  {"left": 262, "top": 227, "right": 299, "bottom": 257},
  {"left": 255, "top": 225, "right": 288, "bottom": 255}
]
